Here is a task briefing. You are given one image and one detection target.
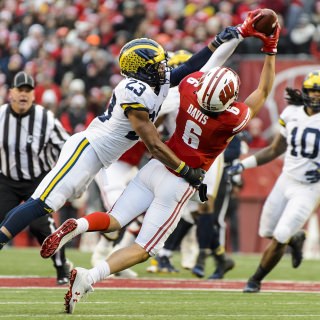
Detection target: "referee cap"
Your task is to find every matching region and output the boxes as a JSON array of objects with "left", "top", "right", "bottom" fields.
[{"left": 12, "top": 71, "right": 35, "bottom": 89}]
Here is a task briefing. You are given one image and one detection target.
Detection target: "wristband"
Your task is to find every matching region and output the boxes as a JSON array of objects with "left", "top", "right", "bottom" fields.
[
  {"left": 241, "top": 155, "right": 258, "bottom": 169},
  {"left": 175, "top": 161, "right": 186, "bottom": 173}
]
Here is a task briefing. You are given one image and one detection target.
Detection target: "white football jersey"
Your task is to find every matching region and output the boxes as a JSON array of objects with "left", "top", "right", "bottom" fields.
[
  {"left": 279, "top": 105, "right": 320, "bottom": 183},
  {"left": 85, "top": 72, "right": 171, "bottom": 166},
  {"left": 158, "top": 86, "right": 179, "bottom": 137}
]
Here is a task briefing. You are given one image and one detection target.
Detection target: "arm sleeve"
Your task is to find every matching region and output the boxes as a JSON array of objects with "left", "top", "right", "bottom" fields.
[
  {"left": 170, "top": 46, "right": 212, "bottom": 86},
  {"left": 200, "top": 38, "right": 242, "bottom": 72}
]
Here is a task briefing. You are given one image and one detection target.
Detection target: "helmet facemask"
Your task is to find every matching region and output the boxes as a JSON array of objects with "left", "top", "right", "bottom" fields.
[
  {"left": 302, "top": 89, "right": 320, "bottom": 111},
  {"left": 140, "top": 60, "right": 168, "bottom": 87}
]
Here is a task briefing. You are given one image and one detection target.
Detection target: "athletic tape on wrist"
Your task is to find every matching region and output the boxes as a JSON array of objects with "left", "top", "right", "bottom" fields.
[
  {"left": 241, "top": 155, "right": 258, "bottom": 169},
  {"left": 175, "top": 161, "right": 186, "bottom": 173}
]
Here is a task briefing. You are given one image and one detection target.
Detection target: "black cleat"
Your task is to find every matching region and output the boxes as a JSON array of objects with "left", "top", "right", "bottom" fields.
[
  {"left": 192, "top": 265, "right": 205, "bottom": 278},
  {"left": 290, "top": 230, "right": 306, "bottom": 268},
  {"left": 208, "top": 257, "right": 235, "bottom": 280},
  {"left": 243, "top": 279, "right": 261, "bottom": 293},
  {"left": 156, "top": 256, "right": 179, "bottom": 273}
]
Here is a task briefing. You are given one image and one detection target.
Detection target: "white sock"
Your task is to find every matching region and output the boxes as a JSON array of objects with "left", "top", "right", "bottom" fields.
[
  {"left": 76, "top": 218, "right": 89, "bottom": 234},
  {"left": 87, "top": 261, "right": 110, "bottom": 284},
  {"left": 158, "top": 248, "right": 172, "bottom": 257}
]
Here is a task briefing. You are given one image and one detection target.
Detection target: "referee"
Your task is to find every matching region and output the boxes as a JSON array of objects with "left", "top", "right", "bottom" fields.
[{"left": 0, "top": 71, "right": 71, "bottom": 285}]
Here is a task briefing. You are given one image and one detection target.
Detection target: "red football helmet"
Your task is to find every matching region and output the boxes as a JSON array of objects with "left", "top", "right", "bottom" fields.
[{"left": 196, "top": 67, "right": 240, "bottom": 114}]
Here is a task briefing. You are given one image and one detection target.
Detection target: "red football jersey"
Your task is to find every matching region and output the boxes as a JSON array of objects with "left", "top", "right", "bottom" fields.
[{"left": 166, "top": 71, "right": 251, "bottom": 171}]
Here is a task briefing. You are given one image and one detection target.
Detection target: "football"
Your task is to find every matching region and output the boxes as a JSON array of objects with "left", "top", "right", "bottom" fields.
[{"left": 253, "top": 9, "right": 278, "bottom": 36}]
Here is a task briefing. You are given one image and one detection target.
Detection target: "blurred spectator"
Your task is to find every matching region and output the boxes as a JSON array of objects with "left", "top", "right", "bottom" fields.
[
  {"left": 59, "top": 94, "right": 95, "bottom": 135},
  {"left": 87, "top": 86, "right": 111, "bottom": 116},
  {"left": 34, "top": 69, "right": 61, "bottom": 106},
  {"left": 5, "top": 53, "right": 24, "bottom": 86},
  {"left": 41, "top": 89, "right": 58, "bottom": 114},
  {"left": 290, "top": 13, "right": 316, "bottom": 54},
  {"left": 247, "top": 117, "right": 269, "bottom": 149},
  {"left": 83, "top": 49, "right": 113, "bottom": 92},
  {"left": 54, "top": 43, "right": 84, "bottom": 85},
  {"left": 19, "top": 24, "right": 45, "bottom": 59}
]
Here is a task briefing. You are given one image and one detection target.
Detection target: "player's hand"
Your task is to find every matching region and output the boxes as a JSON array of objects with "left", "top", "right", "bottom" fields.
[
  {"left": 211, "top": 26, "right": 242, "bottom": 48},
  {"left": 226, "top": 163, "right": 245, "bottom": 177},
  {"left": 237, "top": 9, "right": 266, "bottom": 39},
  {"left": 198, "top": 183, "right": 208, "bottom": 202},
  {"left": 305, "top": 162, "right": 320, "bottom": 183},
  {"left": 180, "top": 165, "right": 206, "bottom": 187},
  {"left": 261, "top": 22, "right": 280, "bottom": 55}
]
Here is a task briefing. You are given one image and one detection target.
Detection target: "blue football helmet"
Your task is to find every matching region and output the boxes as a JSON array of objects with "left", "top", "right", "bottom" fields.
[
  {"left": 119, "top": 38, "right": 168, "bottom": 87},
  {"left": 302, "top": 71, "right": 320, "bottom": 111}
]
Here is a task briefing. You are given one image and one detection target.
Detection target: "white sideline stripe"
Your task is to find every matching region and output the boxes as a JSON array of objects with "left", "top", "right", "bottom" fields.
[
  {"left": 1, "top": 315, "right": 320, "bottom": 318},
  {"left": 0, "top": 302, "right": 319, "bottom": 306}
]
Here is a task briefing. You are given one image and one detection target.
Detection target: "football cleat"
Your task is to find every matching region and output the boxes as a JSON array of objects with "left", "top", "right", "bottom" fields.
[
  {"left": 289, "top": 230, "right": 306, "bottom": 268},
  {"left": 243, "top": 279, "right": 261, "bottom": 293},
  {"left": 64, "top": 268, "right": 94, "bottom": 314},
  {"left": 208, "top": 257, "right": 235, "bottom": 280},
  {"left": 156, "top": 256, "right": 179, "bottom": 273},
  {"left": 191, "top": 265, "right": 205, "bottom": 278},
  {"left": 40, "top": 219, "right": 78, "bottom": 258}
]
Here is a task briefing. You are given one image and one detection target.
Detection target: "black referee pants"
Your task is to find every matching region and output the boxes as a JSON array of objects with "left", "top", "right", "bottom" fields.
[{"left": 0, "top": 173, "right": 67, "bottom": 268}]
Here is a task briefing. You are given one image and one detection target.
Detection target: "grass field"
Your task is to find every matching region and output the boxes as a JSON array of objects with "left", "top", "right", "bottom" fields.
[{"left": 1, "top": 247, "right": 320, "bottom": 319}]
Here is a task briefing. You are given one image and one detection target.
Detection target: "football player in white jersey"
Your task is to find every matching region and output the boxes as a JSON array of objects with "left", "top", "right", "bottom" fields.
[
  {"left": 0, "top": 34, "right": 233, "bottom": 248},
  {"left": 227, "top": 71, "right": 320, "bottom": 293}
]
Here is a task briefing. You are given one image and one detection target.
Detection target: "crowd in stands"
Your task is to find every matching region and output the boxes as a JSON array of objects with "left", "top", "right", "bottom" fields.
[{"left": 0, "top": 0, "right": 317, "bottom": 120}]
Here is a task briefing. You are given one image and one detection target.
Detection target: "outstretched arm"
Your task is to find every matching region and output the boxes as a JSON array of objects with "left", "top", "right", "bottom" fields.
[
  {"left": 200, "top": 28, "right": 243, "bottom": 72},
  {"left": 171, "top": 26, "right": 242, "bottom": 86},
  {"left": 226, "top": 132, "right": 287, "bottom": 176},
  {"left": 247, "top": 133, "right": 287, "bottom": 166},
  {"left": 244, "top": 54, "right": 276, "bottom": 118},
  {"left": 238, "top": 10, "right": 280, "bottom": 118}
]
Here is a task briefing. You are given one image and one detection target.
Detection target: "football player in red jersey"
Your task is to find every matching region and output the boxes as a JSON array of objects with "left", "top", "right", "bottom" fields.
[{"left": 41, "top": 10, "right": 280, "bottom": 313}]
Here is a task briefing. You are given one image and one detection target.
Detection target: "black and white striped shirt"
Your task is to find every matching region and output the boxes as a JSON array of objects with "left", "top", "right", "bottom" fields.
[{"left": 0, "top": 103, "right": 69, "bottom": 181}]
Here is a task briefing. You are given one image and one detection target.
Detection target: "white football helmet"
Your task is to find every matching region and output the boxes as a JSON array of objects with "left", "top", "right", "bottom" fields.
[{"left": 196, "top": 67, "right": 240, "bottom": 114}]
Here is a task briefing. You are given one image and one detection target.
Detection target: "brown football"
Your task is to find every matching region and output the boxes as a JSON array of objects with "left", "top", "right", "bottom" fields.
[{"left": 253, "top": 9, "right": 278, "bottom": 36}]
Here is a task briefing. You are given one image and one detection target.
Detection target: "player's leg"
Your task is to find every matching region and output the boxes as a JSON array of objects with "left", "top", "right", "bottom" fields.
[
  {"left": 274, "top": 180, "right": 319, "bottom": 268},
  {"left": 42, "top": 159, "right": 155, "bottom": 258},
  {"left": 208, "top": 175, "right": 235, "bottom": 279},
  {"left": 0, "top": 179, "right": 21, "bottom": 223},
  {"left": 29, "top": 213, "right": 72, "bottom": 284},
  {"left": 192, "top": 155, "right": 224, "bottom": 278},
  {"left": 91, "top": 162, "right": 138, "bottom": 267},
  {"left": 243, "top": 176, "right": 287, "bottom": 292},
  {"left": 64, "top": 159, "right": 194, "bottom": 312},
  {"left": 154, "top": 204, "right": 196, "bottom": 273},
  {"left": 179, "top": 202, "right": 199, "bottom": 270},
  {"left": 0, "top": 132, "right": 103, "bottom": 249},
  {"left": 243, "top": 174, "right": 315, "bottom": 292}
]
